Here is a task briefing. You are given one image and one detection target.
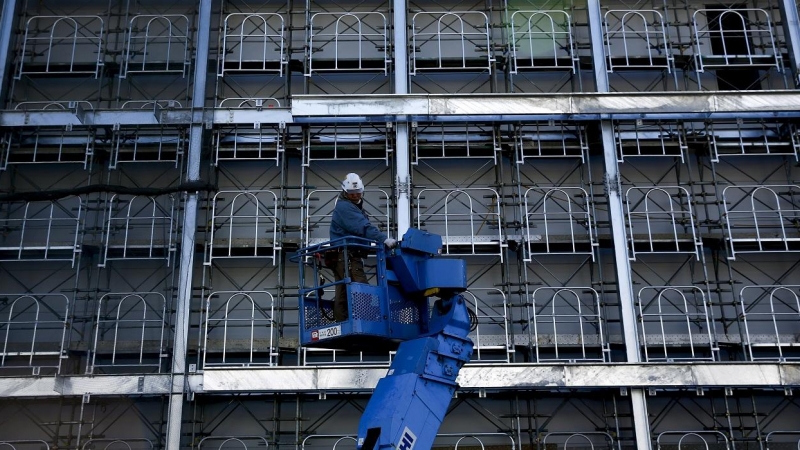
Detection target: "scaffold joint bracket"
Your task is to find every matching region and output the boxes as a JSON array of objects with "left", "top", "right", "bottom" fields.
[
  {"left": 604, "top": 173, "right": 622, "bottom": 195},
  {"left": 397, "top": 175, "right": 411, "bottom": 195}
]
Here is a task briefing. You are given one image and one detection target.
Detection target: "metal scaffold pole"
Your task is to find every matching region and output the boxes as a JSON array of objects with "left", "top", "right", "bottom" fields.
[
  {"left": 0, "top": 0, "right": 19, "bottom": 95},
  {"left": 394, "top": 0, "right": 411, "bottom": 236},
  {"left": 587, "top": 0, "right": 652, "bottom": 448},
  {"left": 779, "top": 0, "right": 800, "bottom": 84},
  {"left": 166, "top": 1, "right": 212, "bottom": 449}
]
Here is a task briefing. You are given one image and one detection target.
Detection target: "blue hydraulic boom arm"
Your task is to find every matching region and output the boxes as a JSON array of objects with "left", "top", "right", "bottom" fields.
[
  {"left": 355, "top": 229, "right": 474, "bottom": 450},
  {"left": 296, "top": 228, "right": 474, "bottom": 450},
  {"left": 356, "top": 294, "right": 473, "bottom": 450}
]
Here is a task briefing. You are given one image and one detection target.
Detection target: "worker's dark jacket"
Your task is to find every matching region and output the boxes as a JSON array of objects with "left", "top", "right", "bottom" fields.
[{"left": 330, "top": 191, "right": 387, "bottom": 244}]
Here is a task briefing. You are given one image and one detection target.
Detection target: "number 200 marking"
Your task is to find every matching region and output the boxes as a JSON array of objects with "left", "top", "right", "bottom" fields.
[{"left": 317, "top": 325, "right": 341, "bottom": 340}]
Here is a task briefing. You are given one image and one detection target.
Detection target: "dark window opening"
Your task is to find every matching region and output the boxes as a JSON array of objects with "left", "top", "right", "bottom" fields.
[{"left": 706, "top": 5, "right": 762, "bottom": 90}]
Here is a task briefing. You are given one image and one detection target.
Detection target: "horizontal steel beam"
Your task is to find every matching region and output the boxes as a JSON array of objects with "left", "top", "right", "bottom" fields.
[
  {"left": 197, "top": 364, "right": 800, "bottom": 393},
  {"left": 291, "top": 91, "right": 800, "bottom": 120},
  {"left": 0, "top": 108, "right": 293, "bottom": 127},
  {"left": 2, "top": 91, "right": 800, "bottom": 127},
  {"left": 212, "top": 108, "right": 292, "bottom": 125},
  {"left": 0, "top": 364, "right": 797, "bottom": 397},
  {"left": 0, "top": 374, "right": 174, "bottom": 397}
]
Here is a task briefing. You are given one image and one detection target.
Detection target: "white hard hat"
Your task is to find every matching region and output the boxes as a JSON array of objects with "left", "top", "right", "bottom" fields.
[{"left": 341, "top": 173, "right": 364, "bottom": 194}]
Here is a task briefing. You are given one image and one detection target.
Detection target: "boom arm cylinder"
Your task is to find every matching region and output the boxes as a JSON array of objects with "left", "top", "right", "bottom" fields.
[{"left": 356, "top": 294, "right": 473, "bottom": 450}]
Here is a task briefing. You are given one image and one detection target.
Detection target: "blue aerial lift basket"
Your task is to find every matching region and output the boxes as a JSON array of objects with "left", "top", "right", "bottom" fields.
[{"left": 295, "top": 228, "right": 467, "bottom": 351}]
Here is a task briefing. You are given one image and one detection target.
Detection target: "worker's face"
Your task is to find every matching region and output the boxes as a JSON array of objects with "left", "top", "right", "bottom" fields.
[{"left": 345, "top": 192, "right": 362, "bottom": 202}]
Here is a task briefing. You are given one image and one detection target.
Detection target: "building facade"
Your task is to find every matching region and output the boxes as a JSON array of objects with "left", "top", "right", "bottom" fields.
[{"left": 0, "top": 0, "right": 799, "bottom": 449}]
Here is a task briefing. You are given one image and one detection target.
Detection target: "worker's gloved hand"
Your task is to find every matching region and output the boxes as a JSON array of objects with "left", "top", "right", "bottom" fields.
[{"left": 384, "top": 238, "right": 397, "bottom": 249}]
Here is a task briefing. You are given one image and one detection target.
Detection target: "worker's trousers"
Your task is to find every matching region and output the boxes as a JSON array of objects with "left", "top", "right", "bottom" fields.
[{"left": 332, "top": 252, "right": 367, "bottom": 322}]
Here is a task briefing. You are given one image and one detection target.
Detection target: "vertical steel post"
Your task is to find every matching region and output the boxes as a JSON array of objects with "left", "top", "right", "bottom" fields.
[
  {"left": 394, "top": 1, "right": 408, "bottom": 95},
  {"left": 166, "top": 1, "right": 212, "bottom": 449},
  {"left": 394, "top": 0, "right": 411, "bottom": 236},
  {"left": 587, "top": 0, "right": 652, "bottom": 448},
  {"left": 779, "top": 0, "right": 800, "bottom": 85},
  {"left": 0, "top": 0, "right": 19, "bottom": 100}
]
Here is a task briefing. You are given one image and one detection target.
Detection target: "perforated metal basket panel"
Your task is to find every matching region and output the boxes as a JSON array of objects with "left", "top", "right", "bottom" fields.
[
  {"left": 390, "top": 296, "right": 420, "bottom": 324},
  {"left": 303, "top": 304, "right": 335, "bottom": 329},
  {"left": 351, "top": 290, "right": 381, "bottom": 321}
]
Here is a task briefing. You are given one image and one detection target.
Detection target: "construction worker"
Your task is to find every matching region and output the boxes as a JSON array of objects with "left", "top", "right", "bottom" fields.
[{"left": 330, "top": 173, "right": 397, "bottom": 321}]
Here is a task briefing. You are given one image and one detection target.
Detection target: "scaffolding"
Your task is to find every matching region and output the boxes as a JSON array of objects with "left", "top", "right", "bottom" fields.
[
  {"left": 202, "top": 291, "right": 277, "bottom": 367},
  {"left": 88, "top": 292, "right": 169, "bottom": 374},
  {"left": 219, "top": 13, "right": 287, "bottom": 77},
  {"left": 0, "top": 0, "right": 799, "bottom": 448},
  {"left": 691, "top": 8, "right": 785, "bottom": 90},
  {"left": 528, "top": 287, "right": 609, "bottom": 363},
  {"left": 0, "top": 197, "right": 84, "bottom": 266},
  {"left": 100, "top": 194, "right": 178, "bottom": 266},
  {"left": 0, "top": 294, "right": 69, "bottom": 375},
  {"left": 414, "top": 188, "right": 504, "bottom": 259},
  {"left": 205, "top": 190, "right": 281, "bottom": 264}
]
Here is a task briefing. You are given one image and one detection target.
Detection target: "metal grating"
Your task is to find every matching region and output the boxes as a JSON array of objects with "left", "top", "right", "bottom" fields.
[{"left": 351, "top": 290, "right": 381, "bottom": 322}]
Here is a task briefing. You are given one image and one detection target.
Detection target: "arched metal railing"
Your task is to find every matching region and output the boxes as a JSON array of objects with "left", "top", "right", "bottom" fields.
[
  {"left": 89, "top": 292, "right": 168, "bottom": 373},
  {"left": 656, "top": 431, "right": 731, "bottom": 450},
  {"left": 101, "top": 194, "right": 177, "bottom": 266},
  {"left": 739, "top": 285, "right": 800, "bottom": 361},
  {"left": 17, "top": 15, "right": 105, "bottom": 78},
  {"left": 203, "top": 291, "right": 277, "bottom": 367},
  {"left": 522, "top": 187, "right": 597, "bottom": 261},
  {"left": 0, "top": 294, "right": 70, "bottom": 375},
  {"left": 510, "top": 11, "right": 577, "bottom": 73},
  {"left": 625, "top": 186, "right": 700, "bottom": 260},
  {"left": 415, "top": 188, "right": 504, "bottom": 260},
  {"left": 528, "top": 287, "right": 609, "bottom": 362},
  {"left": 411, "top": 12, "right": 493, "bottom": 74},
  {"left": 206, "top": 190, "right": 281, "bottom": 264},
  {"left": 121, "top": 15, "right": 190, "bottom": 77},
  {"left": 722, "top": 185, "right": 800, "bottom": 260},
  {"left": 637, "top": 286, "right": 717, "bottom": 362},
  {"left": 220, "top": 13, "right": 286, "bottom": 76}
]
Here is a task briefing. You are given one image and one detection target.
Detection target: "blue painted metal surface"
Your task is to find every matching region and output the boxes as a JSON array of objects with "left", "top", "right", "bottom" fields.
[
  {"left": 295, "top": 228, "right": 474, "bottom": 449},
  {"left": 356, "top": 294, "right": 473, "bottom": 450}
]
